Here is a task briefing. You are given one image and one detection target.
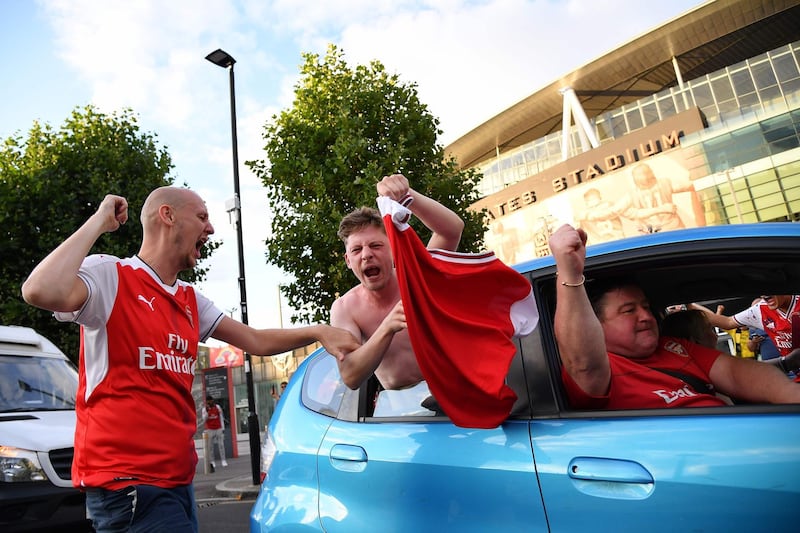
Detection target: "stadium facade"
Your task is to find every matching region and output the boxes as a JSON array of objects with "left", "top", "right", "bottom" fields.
[{"left": 446, "top": 0, "right": 800, "bottom": 264}]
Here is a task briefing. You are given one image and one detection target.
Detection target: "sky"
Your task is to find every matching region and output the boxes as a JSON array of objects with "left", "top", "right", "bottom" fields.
[{"left": 1, "top": 0, "right": 705, "bottom": 339}]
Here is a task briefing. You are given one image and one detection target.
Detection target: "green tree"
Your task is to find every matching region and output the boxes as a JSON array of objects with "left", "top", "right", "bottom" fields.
[
  {"left": 248, "top": 45, "right": 485, "bottom": 324},
  {"left": 0, "top": 105, "right": 216, "bottom": 361}
]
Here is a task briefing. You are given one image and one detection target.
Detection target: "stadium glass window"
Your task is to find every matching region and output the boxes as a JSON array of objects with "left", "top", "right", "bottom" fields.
[
  {"left": 546, "top": 137, "right": 560, "bottom": 159},
  {"left": 640, "top": 100, "right": 659, "bottom": 126},
  {"left": 776, "top": 159, "right": 800, "bottom": 181},
  {"left": 534, "top": 141, "right": 548, "bottom": 161},
  {"left": 778, "top": 162, "right": 800, "bottom": 209},
  {"left": 749, "top": 171, "right": 782, "bottom": 200},
  {"left": 624, "top": 105, "right": 643, "bottom": 131},
  {"left": 737, "top": 91, "right": 762, "bottom": 115},
  {"left": 690, "top": 81, "right": 715, "bottom": 113},
  {"left": 760, "top": 114, "right": 800, "bottom": 154},
  {"left": 730, "top": 124, "right": 770, "bottom": 164},
  {"left": 770, "top": 49, "right": 799, "bottom": 83},
  {"left": 656, "top": 93, "right": 676, "bottom": 118},
  {"left": 609, "top": 113, "right": 627, "bottom": 138},
  {"left": 731, "top": 68, "right": 757, "bottom": 96},
  {"left": 751, "top": 59, "right": 778, "bottom": 91},
  {"left": 710, "top": 74, "right": 735, "bottom": 103},
  {"left": 781, "top": 78, "right": 800, "bottom": 105},
  {"left": 757, "top": 203, "right": 789, "bottom": 221}
]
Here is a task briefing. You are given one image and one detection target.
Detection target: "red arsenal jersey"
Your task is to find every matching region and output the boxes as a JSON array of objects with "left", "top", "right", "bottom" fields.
[
  {"left": 378, "top": 197, "right": 538, "bottom": 429},
  {"left": 56, "top": 255, "right": 223, "bottom": 489}
]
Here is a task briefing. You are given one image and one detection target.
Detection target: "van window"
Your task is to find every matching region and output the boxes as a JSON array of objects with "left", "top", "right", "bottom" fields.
[{"left": 0, "top": 355, "right": 78, "bottom": 412}]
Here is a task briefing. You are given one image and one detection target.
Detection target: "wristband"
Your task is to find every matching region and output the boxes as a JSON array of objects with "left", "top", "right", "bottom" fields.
[{"left": 559, "top": 274, "right": 585, "bottom": 287}]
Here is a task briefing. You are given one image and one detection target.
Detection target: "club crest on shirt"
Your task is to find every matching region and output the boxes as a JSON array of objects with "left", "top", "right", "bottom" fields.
[
  {"left": 185, "top": 306, "right": 194, "bottom": 329},
  {"left": 662, "top": 340, "right": 689, "bottom": 356}
]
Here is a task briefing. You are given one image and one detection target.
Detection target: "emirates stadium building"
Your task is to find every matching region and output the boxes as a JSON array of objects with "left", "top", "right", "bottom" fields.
[{"left": 448, "top": 0, "right": 800, "bottom": 264}]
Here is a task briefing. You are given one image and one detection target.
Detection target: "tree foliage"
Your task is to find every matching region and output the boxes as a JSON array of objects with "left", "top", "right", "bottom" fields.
[
  {"left": 248, "top": 45, "right": 486, "bottom": 324},
  {"left": 0, "top": 105, "right": 215, "bottom": 361}
]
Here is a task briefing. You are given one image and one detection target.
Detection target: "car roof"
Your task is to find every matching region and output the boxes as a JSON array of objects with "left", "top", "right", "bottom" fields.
[{"left": 513, "top": 222, "right": 799, "bottom": 272}]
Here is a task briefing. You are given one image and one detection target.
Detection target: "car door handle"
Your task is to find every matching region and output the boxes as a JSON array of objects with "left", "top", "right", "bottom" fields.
[
  {"left": 568, "top": 457, "right": 653, "bottom": 483},
  {"left": 329, "top": 444, "right": 368, "bottom": 472}
]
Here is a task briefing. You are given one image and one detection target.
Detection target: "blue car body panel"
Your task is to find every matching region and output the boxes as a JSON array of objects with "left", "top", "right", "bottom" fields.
[
  {"left": 532, "top": 414, "right": 800, "bottom": 531},
  {"left": 318, "top": 418, "right": 545, "bottom": 532},
  {"left": 251, "top": 223, "right": 800, "bottom": 532}
]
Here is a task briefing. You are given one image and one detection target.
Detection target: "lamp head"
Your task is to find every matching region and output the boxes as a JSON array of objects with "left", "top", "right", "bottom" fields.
[{"left": 206, "top": 49, "right": 236, "bottom": 68}]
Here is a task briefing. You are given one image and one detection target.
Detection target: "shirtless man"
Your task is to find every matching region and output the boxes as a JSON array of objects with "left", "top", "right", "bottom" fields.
[{"left": 331, "top": 174, "right": 464, "bottom": 390}]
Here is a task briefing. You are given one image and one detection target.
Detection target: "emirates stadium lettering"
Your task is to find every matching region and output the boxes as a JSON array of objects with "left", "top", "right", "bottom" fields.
[{"left": 481, "top": 129, "right": 682, "bottom": 221}]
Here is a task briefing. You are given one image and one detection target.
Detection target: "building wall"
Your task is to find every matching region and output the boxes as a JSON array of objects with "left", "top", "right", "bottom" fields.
[{"left": 474, "top": 40, "right": 800, "bottom": 265}]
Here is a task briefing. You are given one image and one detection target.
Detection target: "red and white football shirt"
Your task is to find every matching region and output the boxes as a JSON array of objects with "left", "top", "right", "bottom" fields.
[
  {"left": 56, "top": 255, "right": 223, "bottom": 489},
  {"left": 377, "top": 197, "right": 538, "bottom": 428}
]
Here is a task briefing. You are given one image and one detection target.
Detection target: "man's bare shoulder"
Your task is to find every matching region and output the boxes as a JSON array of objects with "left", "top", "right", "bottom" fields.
[{"left": 332, "top": 285, "right": 367, "bottom": 315}]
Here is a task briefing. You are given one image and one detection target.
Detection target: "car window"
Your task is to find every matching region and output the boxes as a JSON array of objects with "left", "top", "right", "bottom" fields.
[
  {"left": 540, "top": 239, "right": 800, "bottom": 412},
  {"left": 0, "top": 356, "right": 78, "bottom": 412},
  {"left": 301, "top": 352, "right": 347, "bottom": 418}
]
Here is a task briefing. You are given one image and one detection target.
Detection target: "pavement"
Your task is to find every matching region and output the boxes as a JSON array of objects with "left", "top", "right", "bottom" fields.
[{"left": 194, "top": 440, "right": 262, "bottom": 501}]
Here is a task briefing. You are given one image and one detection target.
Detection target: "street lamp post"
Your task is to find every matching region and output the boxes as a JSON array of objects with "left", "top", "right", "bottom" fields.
[{"left": 205, "top": 48, "right": 261, "bottom": 485}]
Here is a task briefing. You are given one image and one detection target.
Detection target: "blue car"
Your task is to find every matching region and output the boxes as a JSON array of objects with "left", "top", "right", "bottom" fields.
[{"left": 251, "top": 223, "right": 800, "bottom": 532}]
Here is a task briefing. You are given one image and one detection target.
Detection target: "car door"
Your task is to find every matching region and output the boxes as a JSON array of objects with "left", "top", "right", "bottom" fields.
[
  {"left": 317, "top": 416, "right": 547, "bottom": 532},
  {"left": 531, "top": 410, "right": 800, "bottom": 532},
  {"left": 524, "top": 225, "right": 800, "bottom": 532}
]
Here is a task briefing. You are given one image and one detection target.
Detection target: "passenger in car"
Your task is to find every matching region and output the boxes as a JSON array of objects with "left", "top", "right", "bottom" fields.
[
  {"left": 331, "top": 174, "right": 463, "bottom": 396},
  {"left": 0, "top": 371, "right": 25, "bottom": 408},
  {"left": 548, "top": 223, "right": 800, "bottom": 409},
  {"left": 660, "top": 309, "right": 719, "bottom": 349},
  {"left": 690, "top": 296, "right": 800, "bottom": 381}
]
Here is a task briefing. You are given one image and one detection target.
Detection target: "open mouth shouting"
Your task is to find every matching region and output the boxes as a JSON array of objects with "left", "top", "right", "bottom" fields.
[{"left": 363, "top": 265, "right": 381, "bottom": 280}]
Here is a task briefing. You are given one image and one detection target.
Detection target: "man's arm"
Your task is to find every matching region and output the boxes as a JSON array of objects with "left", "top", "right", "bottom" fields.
[
  {"left": 549, "top": 224, "right": 611, "bottom": 396},
  {"left": 709, "top": 354, "right": 800, "bottom": 404},
  {"left": 22, "top": 194, "right": 129, "bottom": 312},
  {"left": 210, "top": 316, "right": 360, "bottom": 362},
  {"left": 330, "top": 298, "right": 406, "bottom": 389},
  {"left": 760, "top": 348, "right": 800, "bottom": 373},
  {"left": 688, "top": 302, "right": 740, "bottom": 330},
  {"left": 377, "top": 174, "right": 463, "bottom": 251}
]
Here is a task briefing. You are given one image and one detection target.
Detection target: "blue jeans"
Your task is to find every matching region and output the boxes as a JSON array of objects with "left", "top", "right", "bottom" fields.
[{"left": 86, "top": 484, "right": 198, "bottom": 533}]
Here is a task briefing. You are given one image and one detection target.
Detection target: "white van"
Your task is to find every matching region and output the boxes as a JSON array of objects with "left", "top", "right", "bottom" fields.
[{"left": 0, "top": 325, "right": 89, "bottom": 532}]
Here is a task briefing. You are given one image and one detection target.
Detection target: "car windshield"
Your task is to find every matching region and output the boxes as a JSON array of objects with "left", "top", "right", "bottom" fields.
[{"left": 0, "top": 355, "right": 78, "bottom": 412}]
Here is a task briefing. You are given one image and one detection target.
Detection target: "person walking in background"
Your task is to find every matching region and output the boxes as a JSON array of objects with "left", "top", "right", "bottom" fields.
[
  {"left": 272, "top": 381, "right": 287, "bottom": 400},
  {"left": 200, "top": 396, "right": 227, "bottom": 468},
  {"left": 21, "top": 186, "right": 360, "bottom": 533}
]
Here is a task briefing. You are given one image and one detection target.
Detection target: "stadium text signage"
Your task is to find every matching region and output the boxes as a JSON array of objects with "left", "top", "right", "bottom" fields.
[{"left": 471, "top": 107, "right": 705, "bottom": 221}]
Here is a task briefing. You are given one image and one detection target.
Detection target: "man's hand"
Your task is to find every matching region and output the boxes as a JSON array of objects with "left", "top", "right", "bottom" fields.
[
  {"left": 382, "top": 300, "right": 407, "bottom": 334},
  {"left": 318, "top": 325, "right": 361, "bottom": 362},
  {"left": 94, "top": 194, "right": 129, "bottom": 233},
  {"left": 548, "top": 224, "right": 588, "bottom": 281},
  {"left": 377, "top": 174, "right": 410, "bottom": 201},
  {"left": 783, "top": 348, "right": 800, "bottom": 372}
]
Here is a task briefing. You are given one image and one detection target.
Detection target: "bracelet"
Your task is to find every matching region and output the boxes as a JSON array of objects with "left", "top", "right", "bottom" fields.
[
  {"left": 559, "top": 274, "right": 585, "bottom": 287},
  {"left": 778, "top": 356, "right": 789, "bottom": 373}
]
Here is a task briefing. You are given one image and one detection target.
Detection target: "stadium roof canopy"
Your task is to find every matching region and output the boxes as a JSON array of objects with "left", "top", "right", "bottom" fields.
[{"left": 445, "top": 0, "right": 800, "bottom": 169}]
